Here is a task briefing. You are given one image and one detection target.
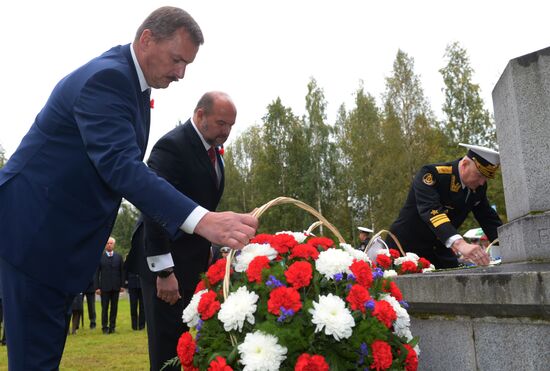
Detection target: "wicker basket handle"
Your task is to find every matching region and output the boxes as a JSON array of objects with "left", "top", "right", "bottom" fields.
[
  {"left": 223, "top": 197, "right": 345, "bottom": 299},
  {"left": 485, "top": 238, "right": 499, "bottom": 254},
  {"left": 364, "top": 229, "right": 406, "bottom": 257}
]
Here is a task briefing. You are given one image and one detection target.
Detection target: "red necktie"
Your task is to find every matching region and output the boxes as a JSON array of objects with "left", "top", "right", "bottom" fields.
[{"left": 208, "top": 147, "right": 216, "bottom": 168}]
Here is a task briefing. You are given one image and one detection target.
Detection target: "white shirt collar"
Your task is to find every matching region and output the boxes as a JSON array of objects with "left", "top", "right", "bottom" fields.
[
  {"left": 190, "top": 117, "right": 212, "bottom": 151},
  {"left": 130, "top": 42, "right": 150, "bottom": 92}
]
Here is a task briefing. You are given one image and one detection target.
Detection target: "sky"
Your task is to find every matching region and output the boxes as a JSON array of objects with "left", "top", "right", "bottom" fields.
[{"left": 1, "top": 0, "right": 549, "bottom": 159}]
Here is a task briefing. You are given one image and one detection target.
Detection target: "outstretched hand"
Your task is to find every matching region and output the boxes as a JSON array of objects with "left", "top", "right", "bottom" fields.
[
  {"left": 194, "top": 211, "right": 258, "bottom": 250},
  {"left": 452, "top": 239, "right": 490, "bottom": 266}
]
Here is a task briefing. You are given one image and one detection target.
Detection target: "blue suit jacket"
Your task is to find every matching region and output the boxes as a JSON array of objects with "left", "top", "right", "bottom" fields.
[{"left": 0, "top": 44, "right": 197, "bottom": 293}]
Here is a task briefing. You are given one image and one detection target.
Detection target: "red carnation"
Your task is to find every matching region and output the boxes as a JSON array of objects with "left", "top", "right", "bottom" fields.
[
  {"left": 285, "top": 261, "right": 313, "bottom": 289},
  {"left": 176, "top": 332, "right": 196, "bottom": 368},
  {"left": 418, "top": 257, "right": 431, "bottom": 269},
  {"left": 370, "top": 340, "right": 393, "bottom": 370},
  {"left": 289, "top": 243, "right": 320, "bottom": 260},
  {"left": 307, "top": 236, "right": 334, "bottom": 250},
  {"left": 247, "top": 255, "right": 270, "bottom": 283},
  {"left": 346, "top": 284, "right": 371, "bottom": 313},
  {"left": 217, "top": 147, "right": 225, "bottom": 156},
  {"left": 294, "top": 353, "right": 329, "bottom": 371},
  {"left": 385, "top": 280, "right": 403, "bottom": 302},
  {"left": 372, "top": 300, "right": 397, "bottom": 328},
  {"left": 270, "top": 233, "right": 298, "bottom": 255},
  {"left": 250, "top": 233, "right": 274, "bottom": 244},
  {"left": 194, "top": 279, "right": 206, "bottom": 294},
  {"left": 389, "top": 249, "right": 401, "bottom": 259},
  {"left": 197, "top": 290, "right": 221, "bottom": 320},
  {"left": 150, "top": 98, "right": 155, "bottom": 109},
  {"left": 208, "top": 356, "right": 233, "bottom": 371},
  {"left": 400, "top": 261, "right": 418, "bottom": 274},
  {"left": 267, "top": 286, "right": 302, "bottom": 315},
  {"left": 206, "top": 258, "right": 228, "bottom": 286},
  {"left": 376, "top": 254, "right": 392, "bottom": 269},
  {"left": 350, "top": 260, "right": 373, "bottom": 288},
  {"left": 403, "top": 344, "right": 418, "bottom": 371}
]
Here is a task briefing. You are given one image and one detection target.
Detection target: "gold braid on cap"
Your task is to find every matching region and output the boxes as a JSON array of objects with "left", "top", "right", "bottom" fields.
[{"left": 471, "top": 156, "right": 499, "bottom": 179}]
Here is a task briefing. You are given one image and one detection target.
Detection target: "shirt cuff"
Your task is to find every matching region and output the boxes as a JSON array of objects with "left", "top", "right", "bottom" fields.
[
  {"left": 180, "top": 206, "right": 209, "bottom": 234},
  {"left": 146, "top": 254, "right": 174, "bottom": 272},
  {"left": 445, "top": 234, "right": 463, "bottom": 248}
]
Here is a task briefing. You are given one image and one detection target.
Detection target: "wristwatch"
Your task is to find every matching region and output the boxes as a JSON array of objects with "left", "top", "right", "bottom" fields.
[{"left": 156, "top": 268, "right": 174, "bottom": 278}]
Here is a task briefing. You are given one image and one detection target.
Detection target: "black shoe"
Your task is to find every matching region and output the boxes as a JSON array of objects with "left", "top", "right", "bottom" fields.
[
  {"left": 109, "top": 328, "right": 115, "bottom": 334},
  {"left": 102, "top": 328, "right": 109, "bottom": 334},
  {"left": 90, "top": 323, "right": 96, "bottom": 329}
]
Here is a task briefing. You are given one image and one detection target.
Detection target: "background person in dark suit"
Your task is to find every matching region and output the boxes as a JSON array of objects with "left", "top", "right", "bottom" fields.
[
  {"left": 387, "top": 143, "right": 502, "bottom": 268},
  {"left": 124, "top": 262, "right": 145, "bottom": 331},
  {"left": 83, "top": 276, "right": 97, "bottom": 329},
  {"left": 130, "top": 91, "right": 236, "bottom": 370},
  {"left": 96, "top": 237, "right": 124, "bottom": 334},
  {"left": 0, "top": 7, "right": 257, "bottom": 369}
]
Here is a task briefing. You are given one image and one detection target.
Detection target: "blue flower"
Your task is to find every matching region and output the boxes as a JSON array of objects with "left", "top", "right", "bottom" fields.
[
  {"left": 399, "top": 300, "right": 409, "bottom": 309},
  {"left": 357, "top": 342, "right": 369, "bottom": 365},
  {"left": 372, "top": 267, "right": 384, "bottom": 279},
  {"left": 277, "top": 307, "right": 295, "bottom": 322},
  {"left": 266, "top": 275, "right": 284, "bottom": 288},
  {"left": 365, "top": 300, "right": 376, "bottom": 310},
  {"left": 334, "top": 273, "right": 343, "bottom": 281}
]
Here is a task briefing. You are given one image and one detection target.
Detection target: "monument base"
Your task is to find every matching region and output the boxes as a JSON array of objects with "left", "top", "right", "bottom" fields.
[
  {"left": 498, "top": 212, "right": 550, "bottom": 262},
  {"left": 396, "top": 262, "right": 550, "bottom": 370}
]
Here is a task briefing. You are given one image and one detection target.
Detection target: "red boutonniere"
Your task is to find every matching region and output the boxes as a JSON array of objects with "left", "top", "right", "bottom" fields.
[
  {"left": 150, "top": 99, "right": 155, "bottom": 109},
  {"left": 217, "top": 146, "right": 224, "bottom": 156}
]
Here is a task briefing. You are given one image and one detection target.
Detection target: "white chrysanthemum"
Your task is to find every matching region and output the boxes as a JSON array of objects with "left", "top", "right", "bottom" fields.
[
  {"left": 238, "top": 330, "right": 287, "bottom": 371},
  {"left": 341, "top": 243, "right": 372, "bottom": 264},
  {"left": 394, "top": 252, "right": 420, "bottom": 265},
  {"left": 218, "top": 286, "right": 259, "bottom": 332},
  {"left": 383, "top": 269, "right": 398, "bottom": 278},
  {"left": 422, "top": 264, "right": 436, "bottom": 273},
  {"left": 276, "top": 230, "right": 307, "bottom": 243},
  {"left": 182, "top": 289, "right": 208, "bottom": 328},
  {"left": 234, "top": 243, "right": 278, "bottom": 272},
  {"left": 309, "top": 293, "right": 355, "bottom": 340},
  {"left": 315, "top": 248, "right": 354, "bottom": 279},
  {"left": 381, "top": 294, "right": 410, "bottom": 336}
]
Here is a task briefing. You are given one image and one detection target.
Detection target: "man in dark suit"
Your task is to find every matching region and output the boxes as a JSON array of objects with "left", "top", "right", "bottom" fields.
[
  {"left": 96, "top": 237, "right": 124, "bottom": 334},
  {"left": 356, "top": 226, "right": 373, "bottom": 250},
  {"left": 0, "top": 7, "right": 257, "bottom": 369},
  {"left": 124, "top": 262, "right": 145, "bottom": 331},
  {"left": 83, "top": 276, "right": 97, "bottom": 329},
  {"left": 131, "top": 91, "right": 236, "bottom": 370},
  {"left": 387, "top": 143, "right": 502, "bottom": 268}
]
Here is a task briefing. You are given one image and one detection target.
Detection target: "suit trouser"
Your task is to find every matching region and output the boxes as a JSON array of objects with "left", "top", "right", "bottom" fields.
[
  {"left": 0, "top": 257, "right": 74, "bottom": 370},
  {"left": 141, "top": 275, "right": 193, "bottom": 371},
  {"left": 128, "top": 287, "right": 145, "bottom": 330},
  {"left": 100, "top": 290, "right": 119, "bottom": 331},
  {"left": 84, "top": 292, "right": 96, "bottom": 327}
]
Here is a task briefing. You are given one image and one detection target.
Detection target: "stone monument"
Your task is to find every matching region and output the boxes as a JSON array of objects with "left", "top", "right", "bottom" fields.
[{"left": 395, "top": 47, "right": 550, "bottom": 370}]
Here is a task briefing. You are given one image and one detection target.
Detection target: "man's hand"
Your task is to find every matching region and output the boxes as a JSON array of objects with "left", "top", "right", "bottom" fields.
[
  {"left": 452, "top": 239, "right": 490, "bottom": 266},
  {"left": 156, "top": 274, "right": 181, "bottom": 305},
  {"left": 194, "top": 211, "right": 258, "bottom": 250},
  {"left": 95, "top": 289, "right": 101, "bottom": 295}
]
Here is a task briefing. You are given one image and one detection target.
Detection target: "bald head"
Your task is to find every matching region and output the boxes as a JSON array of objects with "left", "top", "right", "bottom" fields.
[{"left": 193, "top": 92, "right": 237, "bottom": 146}]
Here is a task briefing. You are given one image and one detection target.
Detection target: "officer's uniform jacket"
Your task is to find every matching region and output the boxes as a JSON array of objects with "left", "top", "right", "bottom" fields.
[{"left": 389, "top": 158, "right": 502, "bottom": 253}]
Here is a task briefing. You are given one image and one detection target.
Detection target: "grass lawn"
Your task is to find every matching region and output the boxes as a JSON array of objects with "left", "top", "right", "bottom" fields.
[{"left": 0, "top": 296, "right": 150, "bottom": 370}]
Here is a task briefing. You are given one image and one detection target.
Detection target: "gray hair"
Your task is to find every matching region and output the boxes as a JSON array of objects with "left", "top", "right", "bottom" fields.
[{"left": 134, "top": 6, "right": 204, "bottom": 45}]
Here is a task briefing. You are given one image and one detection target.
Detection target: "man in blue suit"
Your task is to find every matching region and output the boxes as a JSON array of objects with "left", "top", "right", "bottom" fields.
[{"left": 0, "top": 6, "right": 257, "bottom": 370}]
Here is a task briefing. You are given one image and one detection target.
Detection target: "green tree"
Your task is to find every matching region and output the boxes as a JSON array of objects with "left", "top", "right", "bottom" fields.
[
  {"left": 383, "top": 49, "right": 444, "bottom": 179},
  {"left": 440, "top": 41, "right": 496, "bottom": 158},
  {"left": 0, "top": 144, "right": 6, "bottom": 168},
  {"left": 111, "top": 200, "right": 139, "bottom": 258},
  {"left": 336, "top": 84, "right": 381, "bottom": 234}
]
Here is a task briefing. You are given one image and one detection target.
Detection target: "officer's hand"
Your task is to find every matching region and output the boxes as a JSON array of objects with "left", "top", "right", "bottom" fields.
[
  {"left": 452, "top": 239, "right": 490, "bottom": 266},
  {"left": 194, "top": 211, "right": 258, "bottom": 250},
  {"left": 156, "top": 274, "right": 181, "bottom": 305}
]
